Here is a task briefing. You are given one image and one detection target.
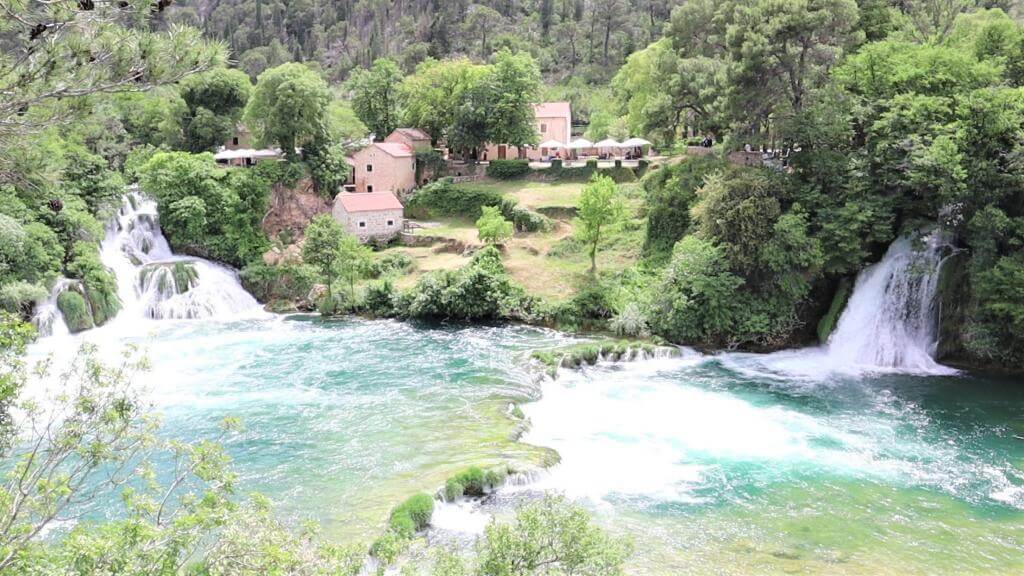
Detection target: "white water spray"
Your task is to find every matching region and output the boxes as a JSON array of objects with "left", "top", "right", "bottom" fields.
[
  {"left": 100, "top": 188, "right": 261, "bottom": 322},
  {"left": 822, "top": 232, "right": 953, "bottom": 373},
  {"left": 31, "top": 278, "right": 76, "bottom": 337}
]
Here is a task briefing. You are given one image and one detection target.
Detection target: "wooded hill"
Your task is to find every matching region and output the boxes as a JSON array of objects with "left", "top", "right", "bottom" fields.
[{"left": 163, "top": 0, "right": 680, "bottom": 82}]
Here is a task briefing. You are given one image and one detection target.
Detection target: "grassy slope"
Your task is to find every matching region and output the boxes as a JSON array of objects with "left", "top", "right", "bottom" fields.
[{"left": 376, "top": 179, "right": 644, "bottom": 303}]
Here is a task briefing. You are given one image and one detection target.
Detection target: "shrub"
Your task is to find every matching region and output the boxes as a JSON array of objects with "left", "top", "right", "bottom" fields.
[
  {"left": 0, "top": 281, "right": 47, "bottom": 316},
  {"left": 443, "top": 466, "right": 508, "bottom": 501},
  {"left": 509, "top": 207, "right": 551, "bottom": 232},
  {"left": 371, "top": 252, "right": 415, "bottom": 276},
  {"left": 363, "top": 279, "right": 396, "bottom": 317},
  {"left": 486, "top": 159, "right": 531, "bottom": 180},
  {"left": 388, "top": 493, "right": 435, "bottom": 537},
  {"left": 405, "top": 246, "right": 532, "bottom": 321},
  {"left": 476, "top": 206, "right": 513, "bottom": 244},
  {"left": 404, "top": 181, "right": 506, "bottom": 219},
  {"left": 610, "top": 303, "right": 650, "bottom": 338},
  {"left": 239, "top": 262, "right": 318, "bottom": 304},
  {"left": 66, "top": 242, "right": 120, "bottom": 326}
]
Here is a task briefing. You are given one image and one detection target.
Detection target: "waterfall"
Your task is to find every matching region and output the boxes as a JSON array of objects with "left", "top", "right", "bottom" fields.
[
  {"left": 95, "top": 187, "right": 261, "bottom": 324},
  {"left": 31, "top": 278, "right": 77, "bottom": 337},
  {"left": 822, "top": 231, "right": 953, "bottom": 373}
]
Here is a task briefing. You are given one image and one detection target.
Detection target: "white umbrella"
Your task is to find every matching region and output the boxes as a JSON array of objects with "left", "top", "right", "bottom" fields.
[
  {"left": 621, "top": 137, "right": 652, "bottom": 147},
  {"left": 538, "top": 139, "right": 566, "bottom": 149},
  {"left": 594, "top": 138, "right": 622, "bottom": 148},
  {"left": 568, "top": 138, "right": 594, "bottom": 149}
]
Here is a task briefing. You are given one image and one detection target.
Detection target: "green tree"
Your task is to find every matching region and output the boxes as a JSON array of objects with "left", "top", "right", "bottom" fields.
[
  {"left": 179, "top": 68, "right": 253, "bottom": 152},
  {"left": 575, "top": 175, "right": 624, "bottom": 274},
  {"left": 243, "top": 63, "right": 331, "bottom": 157},
  {"left": 345, "top": 58, "right": 404, "bottom": 140},
  {"left": 476, "top": 206, "right": 514, "bottom": 244},
  {"left": 400, "top": 58, "right": 488, "bottom": 144},
  {"left": 649, "top": 235, "right": 745, "bottom": 345},
  {"left": 0, "top": 0, "right": 224, "bottom": 144},
  {"left": 474, "top": 495, "right": 632, "bottom": 576},
  {"left": 487, "top": 49, "right": 542, "bottom": 149},
  {"left": 301, "top": 215, "right": 346, "bottom": 305}
]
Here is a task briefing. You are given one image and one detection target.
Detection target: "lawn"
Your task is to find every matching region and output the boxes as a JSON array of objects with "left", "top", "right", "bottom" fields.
[
  {"left": 380, "top": 178, "right": 645, "bottom": 303},
  {"left": 453, "top": 180, "right": 585, "bottom": 210}
]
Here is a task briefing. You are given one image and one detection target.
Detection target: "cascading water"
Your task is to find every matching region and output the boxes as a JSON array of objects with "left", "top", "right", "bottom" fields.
[
  {"left": 31, "top": 278, "right": 76, "bottom": 337},
  {"left": 100, "top": 187, "right": 261, "bottom": 322},
  {"left": 822, "top": 231, "right": 953, "bottom": 373}
]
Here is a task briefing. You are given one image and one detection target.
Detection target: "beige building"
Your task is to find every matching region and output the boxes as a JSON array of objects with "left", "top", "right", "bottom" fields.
[
  {"left": 385, "top": 128, "right": 433, "bottom": 152},
  {"left": 348, "top": 141, "right": 417, "bottom": 194},
  {"left": 482, "top": 101, "right": 572, "bottom": 162},
  {"left": 332, "top": 191, "right": 404, "bottom": 242}
]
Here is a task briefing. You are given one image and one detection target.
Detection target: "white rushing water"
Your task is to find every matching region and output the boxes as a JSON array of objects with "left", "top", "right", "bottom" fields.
[
  {"left": 31, "top": 278, "right": 76, "bottom": 338},
  {"left": 821, "top": 232, "right": 952, "bottom": 373},
  {"left": 35, "top": 188, "right": 261, "bottom": 335},
  {"left": 725, "top": 231, "right": 957, "bottom": 378},
  {"left": 101, "top": 189, "right": 260, "bottom": 322}
]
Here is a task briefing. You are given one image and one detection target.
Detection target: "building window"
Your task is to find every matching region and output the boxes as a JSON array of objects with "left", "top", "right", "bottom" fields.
[
  {"left": 540, "top": 123, "right": 547, "bottom": 133},
  {"left": 232, "top": 137, "right": 239, "bottom": 145},
  {"left": 387, "top": 220, "right": 394, "bottom": 226},
  {"left": 358, "top": 221, "right": 366, "bottom": 228},
  {"left": 367, "top": 185, "right": 373, "bottom": 192},
  {"left": 366, "top": 164, "right": 373, "bottom": 172}
]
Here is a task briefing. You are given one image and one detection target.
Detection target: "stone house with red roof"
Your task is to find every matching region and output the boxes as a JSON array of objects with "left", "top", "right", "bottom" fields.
[
  {"left": 482, "top": 101, "right": 572, "bottom": 161},
  {"left": 332, "top": 191, "right": 404, "bottom": 242},
  {"left": 348, "top": 139, "right": 417, "bottom": 194}
]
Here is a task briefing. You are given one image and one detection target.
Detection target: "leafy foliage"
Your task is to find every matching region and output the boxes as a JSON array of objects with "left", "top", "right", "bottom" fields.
[
  {"left": 476, "top": 206, "right": 514, "bottom": 245},
  {"left": 575, "top": 175, "right": 624, "bottom": 274},
  {"left": 138, "top": 152, "right": 270, "bottom": 267}
]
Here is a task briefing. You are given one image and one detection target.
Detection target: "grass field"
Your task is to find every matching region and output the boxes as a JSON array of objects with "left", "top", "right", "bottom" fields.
[{"left": 375, "top": 178, "right": 645, "bottom": 303}]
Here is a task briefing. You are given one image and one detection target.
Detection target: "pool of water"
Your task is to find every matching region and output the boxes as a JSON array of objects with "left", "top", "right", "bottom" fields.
[{"left": 29, "top": 316, "right": 1024, "bottom": 573}]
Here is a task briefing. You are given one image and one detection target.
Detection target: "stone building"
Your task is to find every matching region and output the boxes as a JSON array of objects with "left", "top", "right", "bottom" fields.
[
  {"left": 347, "top": 141, "right": 417, "bottom": 194},
  {"left": 482, "top": 101, "right": 572, "bottom": 161},
  {"left": 332, "top": 191, "right": 404, "bottom": 243},
  {"left": 384, "top": 128, "right": 433, "bottom": 152}
]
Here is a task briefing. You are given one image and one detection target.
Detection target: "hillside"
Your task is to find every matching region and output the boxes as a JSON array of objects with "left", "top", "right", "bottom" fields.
[{"left": 163, "top": 0, "right": 680, "bottom": 82}]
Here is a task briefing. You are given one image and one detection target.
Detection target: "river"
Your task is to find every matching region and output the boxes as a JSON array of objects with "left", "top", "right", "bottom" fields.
[
  {"left": 24, "top": 192, "right": 1024, "bottom": 573},
  {"left": 29, "top": 315, "right": 1024, "bottom": 574}
]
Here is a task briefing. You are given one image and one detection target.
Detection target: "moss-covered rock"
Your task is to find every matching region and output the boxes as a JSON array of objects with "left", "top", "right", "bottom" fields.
[
  {"left": 530, "top": 339, "right": 672, "bottom": 376},
  {"left": 935, "top": 251, "right": 971, "bottom": 361},
  {"left": 442, "top": 465, "right": 509, "bottom": 501},
  {"left": 816, "top": 278, "right": 852, "bottom": 344},
  {"left": 56, "top": 290, "right": 94, "bottom": 333}
]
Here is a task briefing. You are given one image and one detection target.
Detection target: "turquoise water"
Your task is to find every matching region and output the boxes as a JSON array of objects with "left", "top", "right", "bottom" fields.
[{"left": 33, "top": 317, "right": 1024, "bottom": 573}]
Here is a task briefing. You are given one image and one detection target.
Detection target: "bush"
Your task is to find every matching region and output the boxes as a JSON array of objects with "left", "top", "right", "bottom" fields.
[
  {"left": 363, "top": 279, "right": 397, "bottom": 317},
  {"left": 239, "top": 262, "right": 318, "bottom": 304},
  {"left": 509, "top": 206, "right": 551, "bottom": 232},
  {"left": 0, "top": 281, "right": 47, "bottom": 317},
  {"left": 610, "top": 302, "right": 650, "bottom": 338},
  {"left": 486, "top": 159, "right": 531, "bottom": 180},
  {"left": 388, "top": 493, "right": 435, "bottom": 537},
  {"left": 371, "top": 252, "right": 415, "bottom": 277},
  {"left": 443, "top": 466, "right": 508, "bottom": 501},
  {"left": 404, "top": 181, "right": 506, "bottom": 219},
  {"left": 404, "top": 246, "right": 532, "bottom": 321},
  {"left": 66, "top": 242, "right": 120, "bottom": 326}
]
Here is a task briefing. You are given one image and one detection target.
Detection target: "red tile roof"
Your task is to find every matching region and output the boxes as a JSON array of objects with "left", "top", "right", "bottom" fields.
[
  {"left": 532, "top": 101, "right": 571, "bottom": 119},
  {"left": 374, "top": 142, "right": 414, "bottom": 157},
  {"left": 393, "top": 128, "right": 431, "bottom": 140},
  {"left": 335, "top": 191, "right": 404, "bottom": 213}
]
